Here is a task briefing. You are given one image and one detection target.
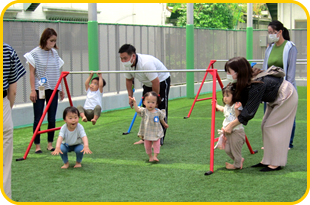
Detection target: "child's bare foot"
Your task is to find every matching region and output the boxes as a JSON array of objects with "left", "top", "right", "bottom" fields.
[
  {"left": 225, "top": 162, "right": 236, "bottom": 169},
  {"left": 61, "top": 162, "right": 69, "bottom": 169},
  {"left": 153, "top": 157, "right": 159, "bottom": 162},
  {"left": 240, "top": 158, "right": 245, "bottom": 169},
  {"left": 91, "top": 119, "right": 97, "bottom": 125},
  {"left": 149, "top": 157, "right": 154, "bottom": 162},
  {"left": 134, "top": 140, "right": 144, "bottom": 144},
  {"left": 82, "top": 116, "right": 88, "bottom": 122},
  {"left": 74, "top": 162, "right": 82, "bottom": 168}
]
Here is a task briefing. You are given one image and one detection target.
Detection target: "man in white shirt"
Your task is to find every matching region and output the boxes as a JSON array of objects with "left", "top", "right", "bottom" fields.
[{"left": 119, "top": 44, "right": 171, "bottom": 145}]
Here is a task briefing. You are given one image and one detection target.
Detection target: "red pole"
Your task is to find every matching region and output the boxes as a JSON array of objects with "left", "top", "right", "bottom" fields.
[
  {"left": 216, "top": 71, "right": 224, "bottom": 89},
  {"left": 37, "top": 127, "right": 61, "bottom": 135},
  {"left": 185, "top": 71, "right": 209, "bottom": 118},
  {"left": 245, "top": 135, "right": 256, "bottom": 154},
  {"left": 209, "top": 70, "right": 217, "bottom": 173},
  {"left": 185, "top": 60, "right": 217, "bottom": 119},
  {"left": 63, "top": 74, "right": 73, "bottom": 106},
  {"left": 18, "top": 72, "right": 68, "bottom": 161},
  {"left": 208, "top": 60, "right": 217, "bottom": 69}
]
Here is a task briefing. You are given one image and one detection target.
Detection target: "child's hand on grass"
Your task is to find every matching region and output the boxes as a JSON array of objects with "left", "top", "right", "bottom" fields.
[
  {"left": 81, "top": 146, "right": 92, "bottom": 154},
  {"left": 51, "top": 148, "right": 63, "bottom": 155}
]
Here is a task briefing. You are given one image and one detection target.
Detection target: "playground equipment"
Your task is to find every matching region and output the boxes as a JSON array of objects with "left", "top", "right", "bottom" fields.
[
  {"left": 122, "top": 98, "right": 142, "bottom": 135},
  {"left": 16, "top": 67, "right": 257, "bottom": 176},
  {"left": 182, "top": 60, "right": 258, "bottom": 175}
]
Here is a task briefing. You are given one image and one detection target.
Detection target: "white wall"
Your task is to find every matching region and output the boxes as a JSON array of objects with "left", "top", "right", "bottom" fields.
[
  {"left": 96, "top": 3, "right": 169, "bottom": 25},
  {"left": 278, "top": 3, "right": 307, "bottom": 29},
  {"left": 6, "top": 3, "right": 170, "bottom": 26}
]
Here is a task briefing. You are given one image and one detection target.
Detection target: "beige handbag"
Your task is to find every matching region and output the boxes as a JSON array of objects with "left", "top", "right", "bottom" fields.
[{"left": 254, "top": 65, "right": 285, "bottom": 79}]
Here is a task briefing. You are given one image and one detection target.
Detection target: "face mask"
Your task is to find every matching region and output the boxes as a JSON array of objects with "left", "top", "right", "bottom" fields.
[
  {"left": 227, "top": 74, "right": 237, "bottom": 83},
  {"left": 268, "top": 33, "right": 279, "bottom": 43},
  {"left": 122, "top": 55, "right": 133, "bottom": 68}
]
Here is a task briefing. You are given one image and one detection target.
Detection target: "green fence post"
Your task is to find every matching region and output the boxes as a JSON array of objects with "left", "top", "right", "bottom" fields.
[
  {"left": 246, "top": 26, "right": 253, "bottom": 61},
  {"left": 88, "top": 20, "right": 99, "bottom": 72},
  {"left": 186, "top": 24, "right": 194, "bottom": 98},
  {"left": 246, "top": 3, "right": 253, "bottom": 62}
]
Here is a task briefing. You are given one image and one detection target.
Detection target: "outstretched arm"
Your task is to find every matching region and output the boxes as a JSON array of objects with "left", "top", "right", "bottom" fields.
[
  {"left": 84, "top": 72, "right": 94, "bottom": 91},
  {"left": 212, "top": 100, "right": 224, "bottom": 112},
  {"left": 51, "top": 136, "right": 64, "bottom": 155},
  {"left": 81, "top": 136, "right": 92, "bottom": 154},
  {"left": 128, "top": 96, "right": 141, "bottom": 113},
  {"left": 97, "top": 72, "right": 104, "bottom": 93}
]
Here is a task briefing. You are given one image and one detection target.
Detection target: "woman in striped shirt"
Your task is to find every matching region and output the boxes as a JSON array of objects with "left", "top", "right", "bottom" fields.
[{"left": 24, "top": 28, "right": 65, "bottom": 154}]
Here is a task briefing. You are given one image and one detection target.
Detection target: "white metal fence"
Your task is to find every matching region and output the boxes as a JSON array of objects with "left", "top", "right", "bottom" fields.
[{"left": 3, "top": 20, "right": 307, "bottom": 104}]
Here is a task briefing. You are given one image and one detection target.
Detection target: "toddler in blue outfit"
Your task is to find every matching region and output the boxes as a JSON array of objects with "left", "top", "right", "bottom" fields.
[{"left": 52, "top": 106, "right": 92, "bottom": 168}]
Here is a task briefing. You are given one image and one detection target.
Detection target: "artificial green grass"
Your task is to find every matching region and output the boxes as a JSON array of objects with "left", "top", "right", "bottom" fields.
[{"left": 11, "top": 87, "right": 307, "bottom": 202}]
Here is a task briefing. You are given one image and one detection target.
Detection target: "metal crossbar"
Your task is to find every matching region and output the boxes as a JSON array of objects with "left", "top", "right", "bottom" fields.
[
  {"left": 16, "top": 62, "right": 257, "bottom": 176},
  {"left": 68, "top": 69, "right": 210, "bottom": 74}
]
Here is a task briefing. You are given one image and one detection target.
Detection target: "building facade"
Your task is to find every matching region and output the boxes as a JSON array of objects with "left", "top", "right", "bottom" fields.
[{"left": 4, "top": 3, "right": 171, "bottom": 26}]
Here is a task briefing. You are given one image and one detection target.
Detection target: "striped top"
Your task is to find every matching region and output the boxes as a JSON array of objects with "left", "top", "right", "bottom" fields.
[
  {"left": 24, "top": 46, "right": 64, "bottom": 90},
  {"left": 3, "top": 43, "right": 26, "bottom": 91}
]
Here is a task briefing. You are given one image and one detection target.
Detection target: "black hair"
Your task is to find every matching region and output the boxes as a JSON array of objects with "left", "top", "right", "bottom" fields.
[
  {"left": 63, "top": 106, "right": 80, "bottom": 120},
  {"left": 268, "top": 20, "right": 290, "bottom": 41},
  {"left": 224, "top": 57, "right": 263, "bottom": 102},
  {"left": 222, "top": 84, "right": 237, "bottom": 106},
  {"left": 118, "top": 44, "right": 136, "bottom": 55},
  {"left": 143, "top": 91, "right": 161, "bottom": 106},
  {"left": 92, "top": 76, "right": 106, "bottom": 87}
]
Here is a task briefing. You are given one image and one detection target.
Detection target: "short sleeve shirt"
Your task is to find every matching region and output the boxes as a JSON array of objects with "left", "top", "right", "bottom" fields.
[
  {"left": 24, "top": 47, "right": 64, "bottom": 90},
  {"left": 59, "top": 123, "right": 86, "bottom": 146},
  {"left": 83, "top": 88, "right": 103, "bottom": 110},
  {"left": 137, "top": 108, "right": 166, "bottom": 141},
  {"left": 124, "top": 53, "right": 170, "bottom": 87}
]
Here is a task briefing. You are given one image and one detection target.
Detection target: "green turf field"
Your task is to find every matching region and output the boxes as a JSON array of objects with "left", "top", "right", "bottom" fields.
[{"left": 11, "top": 86, "right": 307, "bottom": 202}]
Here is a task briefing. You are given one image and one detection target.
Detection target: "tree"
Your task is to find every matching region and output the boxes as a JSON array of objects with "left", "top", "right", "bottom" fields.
[
  {"left": 167, "top": 3, "right": 268, "bottom": 29},
  {"left": 168, "top": 3, "right": 242, "bottom": 29}
]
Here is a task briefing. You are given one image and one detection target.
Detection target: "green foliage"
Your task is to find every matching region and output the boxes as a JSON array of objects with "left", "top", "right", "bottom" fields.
[
  {"left": 168, "top": 3, "right": 268, "bottom": 29},
  {"left": 253, "top": 3, "right": 268, "bottom": 15},
  {"left": 169, "top": 3, "right": 240, "bottom": 29}
]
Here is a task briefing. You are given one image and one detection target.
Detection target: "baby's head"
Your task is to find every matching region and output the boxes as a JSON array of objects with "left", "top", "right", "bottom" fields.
[
  {"left": 90, "top": 77, "right": 106, "bottom": 91},
  {"left": 142, "top": 91, "right": 161, "bottom": 111},
  {"left": 222, "top": 84, "right": 236, "bottom": 106},
  {"left": 63, "top": 106, "right": 80, "bottom": 120}
]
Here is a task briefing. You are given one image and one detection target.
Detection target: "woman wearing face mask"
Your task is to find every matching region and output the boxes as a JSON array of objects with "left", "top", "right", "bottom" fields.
[
  {"left": 262, "top": 20, "right": 298, "bottom": 149},
  {"left": 223, "top": 57, "right": 298, "bottom": 171}
]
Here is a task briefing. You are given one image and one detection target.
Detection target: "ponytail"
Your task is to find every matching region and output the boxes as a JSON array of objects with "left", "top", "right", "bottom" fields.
[
  {"left": 282, "top": 27, "right": 290, "bottom": 41},
  {"left": 269, "top": 20, "right": 290, "bottom": 41}
]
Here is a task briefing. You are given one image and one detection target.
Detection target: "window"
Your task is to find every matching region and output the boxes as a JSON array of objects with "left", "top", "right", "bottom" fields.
[{"left": 295, "top": 20, "right": 307, "bottom": 29}]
